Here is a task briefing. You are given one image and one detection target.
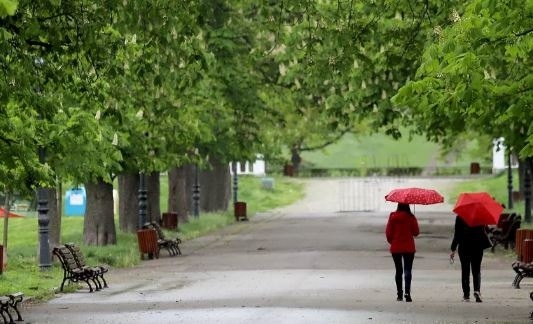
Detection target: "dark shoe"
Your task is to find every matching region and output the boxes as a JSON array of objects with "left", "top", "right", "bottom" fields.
[
  {"left": 474, "top": 291, "right": 482, "bottom": 303},
  {"left": 397, "top": 291, "right": 403, "bottom": 301},
  {"left": 404, "top": 294, "right": 412, "bottom": 302}
]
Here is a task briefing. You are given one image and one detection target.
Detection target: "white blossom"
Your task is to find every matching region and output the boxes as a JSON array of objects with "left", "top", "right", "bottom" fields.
[
  {"left": 112, "top": 133, "right": 118, "bottom": 146},
  {"left": 95, "top": 110, "right": 101, "bottom": 120},
  {"left": 450, "top": 9, "right": 461, "bottom": 23},
  {"left": 279, "top": 63, "right": 287, "bottom": 76},
  {"left": 433, "top": 25, "right": 443, "bottom": 36}
]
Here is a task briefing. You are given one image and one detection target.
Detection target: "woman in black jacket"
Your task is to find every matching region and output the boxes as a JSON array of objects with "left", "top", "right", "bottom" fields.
[{"left": 449, "top": 216, "right": 492, "bottom": 302}]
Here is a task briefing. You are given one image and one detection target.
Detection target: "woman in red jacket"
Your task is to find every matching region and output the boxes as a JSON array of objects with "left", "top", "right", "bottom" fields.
[{"left": 386, "top": 203, "right": 420, "bottom": 302}]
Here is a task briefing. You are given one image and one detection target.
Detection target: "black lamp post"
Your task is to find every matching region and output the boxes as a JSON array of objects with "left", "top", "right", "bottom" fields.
[
  {"left": 138, "top": 172, "right": 148, "bottom": 229},
  {"left": 507, "top": 150, "right": 513, "bottom": 209},
  {"left": 37, "top": 147, "right": 51, "bottom": 270},
  {"left": 190, "top": 148, "right": 200, "bottom": 218},
  {"left": 192, "top": 162, "right": 200, "bottom": 218},
  {"left": 232, "top": 161, "right": 238, "bottom": 204},
  {"left": 35, "top": 57, "right": 51, "bottom": 270},
  {"left": 525, "top": 158, "right": 532, "bottom": 223}
]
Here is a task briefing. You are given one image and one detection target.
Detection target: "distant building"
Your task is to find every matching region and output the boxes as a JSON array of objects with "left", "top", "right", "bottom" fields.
[
  {"left": 229, "top": 155, "right": 266, "bottom": 176},
  {"left": 493, "top": 137, "right": 518, "bottom": 173}
]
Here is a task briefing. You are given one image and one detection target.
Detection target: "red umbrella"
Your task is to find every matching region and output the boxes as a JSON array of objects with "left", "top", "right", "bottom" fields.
[
  {"left": 453, "top": 192, "right": 504, "bottom": 227},
  {"left": 385, "top": 187, "right": 444, "bottom": 205},
  {"left": 0, "top": 208, "right": 24, "bottom": 218}
]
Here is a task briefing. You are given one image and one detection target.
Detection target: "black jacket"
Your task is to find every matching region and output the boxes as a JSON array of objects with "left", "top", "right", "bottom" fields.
[{"left": 451, "top": 216, "right": 490, "bottom": 252}]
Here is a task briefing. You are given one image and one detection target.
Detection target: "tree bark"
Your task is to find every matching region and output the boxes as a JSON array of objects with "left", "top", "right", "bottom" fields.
[
  {"left": 118, "top": 173, "right": 139, "bottom": 233},
  {"left": 146, "top": 172, "right": 160, "bottom": 224},
  {"left": 198, "top": 158, "right": 231, "bottom": 212},
  {"left": 47, "top": 187, "right": 60, "bottom": 248},
  {"left": 168, "top": 166, "right": 189, "bottom": 224},
  {"left": 84, "top": 178, "right": 116, "bottom": 245},
  {"left": 519, "top": 159, "right": 525, "bottom": 195}
]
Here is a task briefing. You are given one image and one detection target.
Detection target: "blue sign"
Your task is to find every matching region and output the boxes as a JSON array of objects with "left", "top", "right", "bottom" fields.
[{"left": 64, "top": 187, "right": 86, "bottom": 217}]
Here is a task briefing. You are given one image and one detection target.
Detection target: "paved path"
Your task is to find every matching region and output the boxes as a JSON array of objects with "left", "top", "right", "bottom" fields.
[{"left": 22, "top": 177, "right": 532, "bottom": 323}]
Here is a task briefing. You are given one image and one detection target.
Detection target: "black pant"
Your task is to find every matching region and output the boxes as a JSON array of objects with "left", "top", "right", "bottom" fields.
[
  {"left": 392, "top": 253, "right": 415, "bottom": 295},
  {"left": 458, "top": 247, "right": 483, "bottom": 297}
]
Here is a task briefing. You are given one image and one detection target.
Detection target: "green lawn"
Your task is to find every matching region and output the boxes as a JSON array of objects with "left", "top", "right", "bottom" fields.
[{"left": 301, "top": 132, "right": 486, "bottom": 169}]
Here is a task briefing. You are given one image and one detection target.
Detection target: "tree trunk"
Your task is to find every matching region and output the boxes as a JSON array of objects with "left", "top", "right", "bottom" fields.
[
  {"left": 168, "top": 166, "right": 189, "bottom": 224},
  {"left": 146, "top": 172, "right": 160, "bottom": 224},
  {"left": 84, "top": 179, "right": 116, "bottom": 246},
  {"left": 47, "top": 187, "right": 60, "bottom": 248},
  {"left": 118, "top": 173, "right": 139, "bottom": 233},
  {"left": 199, "top": 159, "right": 231, "bottom": 212},
  {"left": 519, "top": 158, "right": 526, "bottom": 195}
]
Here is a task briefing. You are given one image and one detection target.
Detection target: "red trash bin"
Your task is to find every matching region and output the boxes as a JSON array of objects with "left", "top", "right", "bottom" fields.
[
  {"left": 523, "top": 239, "right": 533, "bottom": 263},
  {"left": 470, "top": 162, "right": 480, "bottom": 174},
  {"left": 0, "top": 245, "right": 4, "bottom": 274},
  {"left": 234, "top": 202, "right": 248, "bottom": 221},
  {"left": 161, "top": 212, "right": 178, "bottom": 230}
]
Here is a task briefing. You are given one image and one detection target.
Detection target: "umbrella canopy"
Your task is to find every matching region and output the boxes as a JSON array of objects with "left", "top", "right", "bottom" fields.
[
  {"left": 453, "top": 192, "right": 504, "bottom": 227},
  {"left": 385, "top": 187, "right": 444, "bottom": 205},
  {"left": 0, "top": 208, "right": 24, "bottom": 218}
]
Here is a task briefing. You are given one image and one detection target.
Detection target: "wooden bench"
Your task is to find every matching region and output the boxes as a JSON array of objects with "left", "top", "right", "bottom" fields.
[
  {"left": 490, "top": 215, "right": 521, "bottom": 252},
  {"left": 65, "top": 243, "right": 109, "bottom": 290},
  {"left": 0, "top": 292, "right": 24, "bottom": 323},
  {"left": 512, "top": 261, "right": 533, "bottom": 288},
  {"left": 52, "top": 245, "right": 100, "bottom": 292},
  {"left": 143, "top": 221, "right": 181, "bottom": 256}
]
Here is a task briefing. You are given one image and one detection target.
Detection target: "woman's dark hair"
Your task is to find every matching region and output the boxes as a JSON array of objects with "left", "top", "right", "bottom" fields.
[{"left": 397, "top": 203, "right": 413, "bottom": 215}]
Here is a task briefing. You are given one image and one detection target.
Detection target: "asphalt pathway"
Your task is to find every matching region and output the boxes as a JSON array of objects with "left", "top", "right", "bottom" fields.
[{"left": 21, "top": 177, "right": 533, "bottom": 323}]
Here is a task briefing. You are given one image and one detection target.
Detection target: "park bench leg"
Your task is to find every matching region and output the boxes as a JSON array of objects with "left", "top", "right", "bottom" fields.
[
  {"left": 100, "top": 274, "right": 108, "bottom": 288},
  {"left": 8, "top": 293, "right": 23, "bottom": 321}
]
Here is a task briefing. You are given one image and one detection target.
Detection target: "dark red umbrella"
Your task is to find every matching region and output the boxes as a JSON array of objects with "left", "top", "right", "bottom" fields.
[
  {"left": 453, "top": 192, "right": 504, "bottom": 227},
  {"left": 385, "top": 187, "right": 444, "bottom": 205},
  {"left": 0, "top": 208, "right": 24, "bottom": 218}
]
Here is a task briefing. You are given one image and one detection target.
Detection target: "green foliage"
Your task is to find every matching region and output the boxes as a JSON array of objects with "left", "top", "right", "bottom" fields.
[
  {"left": 392, "top": 0, "right": 533, "bottom": 158},
  {"left": 258, "top": 0, "right": 465, "bottom": 155},
  {"left": 0, "top": 0, "right": 16, "bottom": 17}
]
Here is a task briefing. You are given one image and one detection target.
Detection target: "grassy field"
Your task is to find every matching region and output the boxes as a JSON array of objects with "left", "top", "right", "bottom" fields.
[
  {"left": 0, "top": 175, "right": 304, "bottom": 300},
  {"left": 300, "top": 132, "right": 486, "bottom": 169}
]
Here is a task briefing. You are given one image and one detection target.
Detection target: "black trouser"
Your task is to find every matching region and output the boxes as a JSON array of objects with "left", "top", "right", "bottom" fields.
[
  {"left": 458, "top": 247, "right": 483, "bottom": 297},
  {"left": 392, "top": 253, "right": 415, "bottom": 295}
]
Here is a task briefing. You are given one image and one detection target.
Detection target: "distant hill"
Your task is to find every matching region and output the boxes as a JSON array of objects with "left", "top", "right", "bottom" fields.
[{"left": 300, "top": 133, "right": 486, "bottom": 170}]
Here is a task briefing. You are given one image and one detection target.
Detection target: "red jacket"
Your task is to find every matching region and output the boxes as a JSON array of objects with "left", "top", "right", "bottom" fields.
[{"left": 386, "top": 211, "right": 419, "bottom": 253}]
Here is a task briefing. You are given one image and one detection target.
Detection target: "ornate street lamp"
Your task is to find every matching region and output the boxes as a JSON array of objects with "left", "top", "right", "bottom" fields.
[
  {"left": 507, "top": 150, "right": 513, "bottom": 209},
  {"left": 192, "top": 166, "right": 200, "bottom": 218},
  {"left": 34, "top": 57, "right": 51, "bottom": 270},
  {"left": 138, "top": 172, "right": 148, "bottom": 229},
  {"left": 192, "top": 148, "right": 200, "bottom": 218},
  {"left": 232, "top": 161, "right": 238, "bottom": 204}
]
